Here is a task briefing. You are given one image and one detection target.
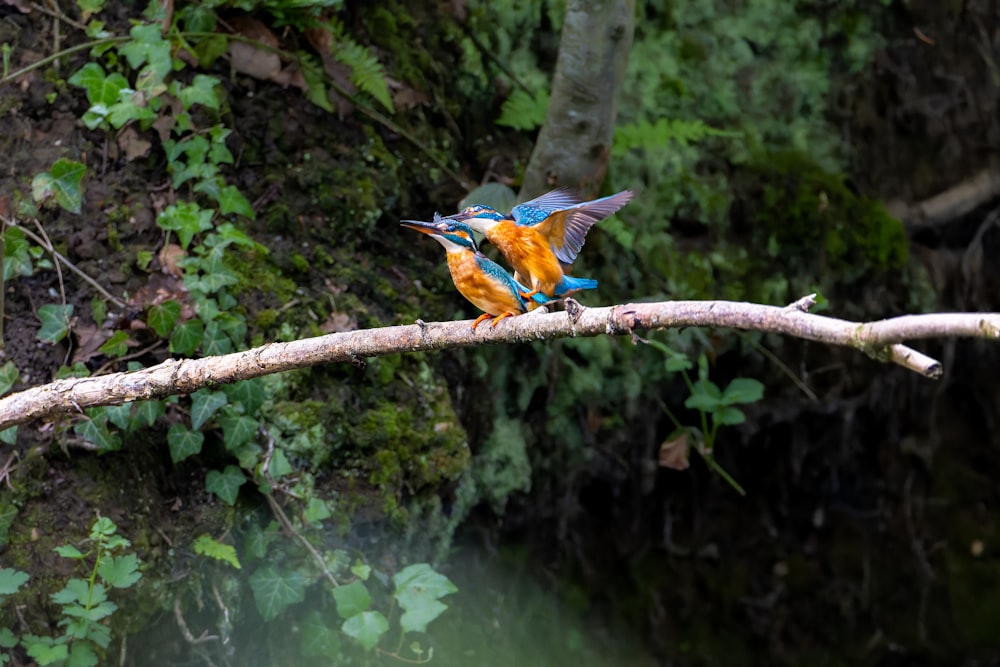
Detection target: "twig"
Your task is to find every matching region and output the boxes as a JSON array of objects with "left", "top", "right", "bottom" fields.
[
  {"left": 0, "top": 299, "right": 998, "bottom": 431},
  {"left": 14, "top": 222, "right": 127, "bottom": 308},
  {"left": 265, "top": 494, "right": 339, "bottom": 588}
]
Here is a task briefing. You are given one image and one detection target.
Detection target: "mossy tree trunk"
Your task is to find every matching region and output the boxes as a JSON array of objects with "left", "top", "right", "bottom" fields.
[{"left": 520, "top": 0, "right": 635, "bottom": 200}]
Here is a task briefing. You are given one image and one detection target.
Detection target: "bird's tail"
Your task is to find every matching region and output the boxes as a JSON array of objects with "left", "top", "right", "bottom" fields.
[{"left": 554, "top": 275, "right": 598, "bottom": 297}]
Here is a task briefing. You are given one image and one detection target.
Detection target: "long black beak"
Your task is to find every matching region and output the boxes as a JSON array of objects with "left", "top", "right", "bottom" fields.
[{"left": 400, "top": 219, "right": 440, "bottom": 234}]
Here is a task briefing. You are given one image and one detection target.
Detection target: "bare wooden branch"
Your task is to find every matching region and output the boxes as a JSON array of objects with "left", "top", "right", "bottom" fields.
[{"left": 2, "top": 298, "right": 999, "bottom": 432}]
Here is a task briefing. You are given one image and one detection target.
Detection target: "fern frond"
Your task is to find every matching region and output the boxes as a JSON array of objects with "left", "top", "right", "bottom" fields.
[
  {"left": 328, "top": 19, "right": 393, "bottom": 113},
  {"left": 496, "top": 89, "right": 549, "bottom": 131}
]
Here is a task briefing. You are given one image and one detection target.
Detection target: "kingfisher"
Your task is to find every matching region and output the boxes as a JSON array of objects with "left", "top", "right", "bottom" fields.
[
  {"left": 401, "top": 215, "right": 552, "bottom": 330},
  {"left": 443, "top": 188, "right": 634, "bottom": 299}
]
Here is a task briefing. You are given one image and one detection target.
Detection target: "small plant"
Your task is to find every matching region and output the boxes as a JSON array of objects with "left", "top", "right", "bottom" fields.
[
  {"left": 1, "top": 516, "right": 141, "bottom": 667},
  {"left": 650, "top": 340, "right": 764, "bottom": 495}
]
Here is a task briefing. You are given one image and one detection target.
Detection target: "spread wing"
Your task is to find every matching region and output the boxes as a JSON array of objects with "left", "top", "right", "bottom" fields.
[
  {"left": 510, "top": 189, "right": 584, "bottom": 227},
  {"left": 534, "top": 190, "right": 635, "bottom": 264}
]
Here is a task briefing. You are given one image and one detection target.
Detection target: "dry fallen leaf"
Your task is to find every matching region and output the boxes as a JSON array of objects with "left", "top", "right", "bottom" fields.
[
  {"left": 321, "top": 312, "right": 359, "bottom": 333},
  {"left": 117, "top": 126, "right": 152, "bottom": 162},
  {"left": 658, "top": 431, "right": 691, "bottom": 470}
]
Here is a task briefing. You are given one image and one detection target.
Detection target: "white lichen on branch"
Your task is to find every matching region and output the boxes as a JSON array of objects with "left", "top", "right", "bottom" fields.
[{"left": 1, "top": 298, "right": 999, "bottom": 431}]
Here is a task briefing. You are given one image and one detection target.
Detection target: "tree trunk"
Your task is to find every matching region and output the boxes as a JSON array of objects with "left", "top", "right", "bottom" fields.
[{"left": 520, "top": 0, "right": 635, "bottom": 200}]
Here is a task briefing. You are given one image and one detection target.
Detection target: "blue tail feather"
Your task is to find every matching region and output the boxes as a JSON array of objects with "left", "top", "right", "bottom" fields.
[{"left": 554, "top": 275, "right": 598, "bottom": 297}]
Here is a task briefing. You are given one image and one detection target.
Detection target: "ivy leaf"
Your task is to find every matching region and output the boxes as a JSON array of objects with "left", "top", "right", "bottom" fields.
[
  {"left": 0, "top": 426, "right": 16, "bottom": 445},
  {"left": 0, "top": 568, "right": 29, "bottom": 595},
  {"left": 300, "top": 610, "right": 341, "bottom": 658},
  {"left": 219, "top": 413, "right": 258, "bottom": 451},
  {"left": 191, "top": 389, "right": 228, "bottom": 430},
  {"left": 132, "top": 400, "right": 165, "bottom": 428},
  {"left": 350, "top": 560, "right": 372, "bottom": 581},
  {"left": 268, "top": 447, "right": 293, "bottom": 478},
  {"left": 223, "top": 379, "right": 266, "bottom": 415},
  {"left": 73, "top": 409, "right": 121, "bottom": 452},
  {"left": 392, "top": 563, "right": 458, "bottom": 608},
  {"left": 175, "top": 74, "right": 221, "bottom": 110},
  {"left": 218, "top": 185, "right": 255, "bottom": 218},
  {"left": 248, "top": 565, "right": 308, "bottom": 621},
  {"left": 104, "top": 404, "right": 132, "bottom": 430},
  {"left": 205, "top": 465, "right": 245, "bottom": 505},
  {"left": 98, "top": 330, "right": 130, "bottom": 358},
  {"left": 341, "top": 610, "right": 389, "bottom": 651},
  {"left": 303, "top": 497, "right": 331, "bottom": 525},
  {"left": 4, "top": 227, "right": 34, "bottom": 279},
  {"left": 157, "top": 201, "right": 214, "bottom": 249},
  {"left": 170, "top": 319, "right": 204, "bottom": 356},
  {"left": 97, "top": 554, "right": 142, "bottom": 588},
  {"left": 36, "top": 303, "right": 74, "bottom": 343},
  {"left": 193, "top": 534, "right": 241, "bottom": 569},
  {"left": 0, "top": 361, "right": 20, "bottom": 395},
  {"left": 167, "top": 423, "right": 204, "bottom": 463},
  {"left": 399, "top": 599, "right": 448, "bottom": 635},
  {"left": 32, "top": 159, "right": 86, "bottom": 214},
  {"left": 333, "top": 580, "right": 371, "bottom": 618},
  {"left": 147, "top": 300, "right": 181, "bottom": 338}
]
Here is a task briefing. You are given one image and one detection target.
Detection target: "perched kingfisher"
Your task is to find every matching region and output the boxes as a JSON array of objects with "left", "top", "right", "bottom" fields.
[
  {"left": 401, "top": 215, "right": 552, "bottom": 330},
  {"left": 443, "top": 189, "right": 634, "bottom": 299}
]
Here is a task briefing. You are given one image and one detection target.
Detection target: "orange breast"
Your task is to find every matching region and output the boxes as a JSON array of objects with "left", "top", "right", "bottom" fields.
[
  {"left": 446, "top": 251, "right": 525, "bottom": 316},
  {"left": 487, "top": 221, "right": 564, "bottom": 296}
]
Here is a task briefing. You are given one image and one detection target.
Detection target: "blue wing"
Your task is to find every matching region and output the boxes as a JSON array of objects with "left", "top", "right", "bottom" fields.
[
  {"left": 475, "top": 253, "right": 552, "bottom": 309},
  {"left": 510, "top": 188, "right": 584, "bottom": 227},
  {"left": 537, "top": 190, "right": 635, "bottom": 264}
]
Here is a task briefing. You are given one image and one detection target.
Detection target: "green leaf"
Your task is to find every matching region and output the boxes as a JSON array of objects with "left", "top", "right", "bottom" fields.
[
  {"left": 715, "top": 405, "right": 746, "bottom": 426},
  {"left": 0, "top": 626, "right": 18, "bottom": 648},
  {"left": 206, "top": 465, "right": 246, "bottom": 505},
  {"left": 66, "top": 640, "right": 98, "bottom": 667},
  {"left": 191, "top": 389, "right": 228, "bottom": 430},
  {"left": 157, "top": 201, "right": 214, "bottom": 249},
  {"left": 36, "top": 303, "right": 74, "bottom": 343},
  {"left": 223, "top": 379, "right": 265, "bottom": 414},
  {"left": 147, "top": 300, "right": 181, "bottom": 338},
  {"left": 104, "top": 403, "right": 132, "bottom": 430},
  {"left": 334, "top": 37, "right": 393, "bottom": 112},
  {"left": 25, "top": 640, "right": 68, "bottom": 665},
  {"left": 168, "top": 423, "right": 203, "bottom": 463},
  {"left": 31, "top": 159, "right": 86, "bottom": 214},
  {"left": 684, "top": 379, "right": 723, "bottom": 413},
  {"left": 300, "top": 609, "right": 341, "bottom": 658},
  {"left": 200, "top": 321, "right": 233, "bottom": 355},
  {"left": 496, "top": 88, "right": 550, "bottom": 131},
  {"left": 68, "top": 62, "right": 127, "bottom": 108},
  {"left": 193, "top": 534, "right": 242, "bottom": 569},
  {"left": 73, "top": 409, "right": 121, "bottom": 452},
  {"left": 721, "top": 377, "right": 765, "bottom": 405},
  {"left": 299, "top": 52, "right": 333, "bottom": 112},
  {"left": 341, "top": 610, "right": 389, "bottom": 651},
  {"left": 120, "top": 23, "right": 172, "bottom": 87},
  {"left": 303, "top": 497, "right": 331, "bottom": 524},
  {"left": 98, "top": 330, "right": 130, "bottom": 357},
  {"left": 350, "top": 560, "right": 371, "bottom": 581},
  {"left": 176, "top": 74, "right": 221, "bottom": 110},
  {"left": 54, "top": 545, "right": 85, "bottom": 559},
  {"left": 0, "top": 568, "right": 28, "bottom": 594},
  {"left": 132, "top": 400, "right": 165, "bottom": 428},
  {"left": 90, "top": 516, "right": 117, "bottom": 539},
  {"left": 0, "top": 361, "right": 19, "bottom": 395},
  {"left": 333, "top": 579, "right": 370, "bottom": 618},
  {"left": 219, "top": 413, "right": 258, "bottom": 451},
  {"left": 76, "top": 0, "right": 106, "bottom": 18},
  {"left": 0, "top": 426, "right": 16, "bottom": 445},
  {"left": 248, "top": 565, "right": 308, "bottom": 621},
  {"left": 392, "top": 563, "right": 458, "bottom": 609},
  {"left": 4, "top": 227, "right": 34, "bottom": 280},
  {"left": 399, "top": 598, "right": 448, "bottom": 635},
  {"left": 97, "top": 554, "right": 141, "bottom": 588},
  {"left": 268, "top": 447, "right": 293, "bottom": 478},
  {"left": 170, "top": 319, "right": 204, "bottom": 355},
  {"left": 218, "top": 185, "right": 255, "bottom": 218},
  {"left": 51, "top": 579, "right": 93, "bottom": 605}
]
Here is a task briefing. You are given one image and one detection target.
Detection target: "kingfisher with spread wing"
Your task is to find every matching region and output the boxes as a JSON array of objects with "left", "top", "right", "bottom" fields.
[
  {"left": 443, "top": 189, "right": 634, "bottom": 299},
  {"left": 401, "top": 215, "right": 551, "bottom": 330}
]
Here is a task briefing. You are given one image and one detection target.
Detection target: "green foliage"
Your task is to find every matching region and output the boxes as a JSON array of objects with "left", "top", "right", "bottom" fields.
[
  {"left": 31, "top": 159, "right": 86, "bottom": 214},
  {"left": 327, "top": 19, "right": 394, "bottom": 112},
  {"left": 0, "top": 361, "right": 20, "bottom": 396},
  {"left": 205, "top": 465, "right": 246, "bottom": 505},
  {"left": 193, "top": 534, "right": 242, "bottom": 569},
  {"left": 496, "top": 88, "right": 549, "bottom": 131},
  {"left": 36, "top": 304, "right": 74, "bottom": 343},
  {"left": 4, "top": 517, "right": 140, "bottom": 667}
]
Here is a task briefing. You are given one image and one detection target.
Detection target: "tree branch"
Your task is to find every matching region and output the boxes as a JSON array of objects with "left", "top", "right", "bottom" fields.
[{"left": 2, "top": 297, "right": 999, "bottom": 432}]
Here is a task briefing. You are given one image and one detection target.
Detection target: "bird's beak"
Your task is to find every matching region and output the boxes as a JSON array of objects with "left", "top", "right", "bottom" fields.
[{"left": 400, "top": 219, "right": 440, "bottom": 234}]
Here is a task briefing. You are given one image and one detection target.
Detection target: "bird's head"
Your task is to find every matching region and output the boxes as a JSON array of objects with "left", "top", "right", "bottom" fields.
[
  {"left": 443, "top": 204, "right": 505, "bottom": 233},
  {"left": 401, "top": 214, "right": 480, "bottom": 253}
]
